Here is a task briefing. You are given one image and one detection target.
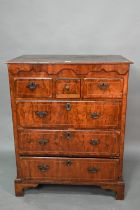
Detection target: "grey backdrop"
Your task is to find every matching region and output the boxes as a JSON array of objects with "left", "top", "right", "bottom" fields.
[{"left": 0, "top": 0, "right": 140, "bottom": 209}]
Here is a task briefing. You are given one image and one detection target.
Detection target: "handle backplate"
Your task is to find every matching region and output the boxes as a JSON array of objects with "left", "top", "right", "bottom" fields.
[
  {"left": 64, "top": 84, "right": 70, "bottom": 92},
  {"left": 27, "top": 82, "right": 38, "bottom": 90},
  {"left": 38, "top": 139, "right": 49, "bottom": 145},
  {"left": 89, "top": 139, "right": 100, "bottom": 145},
  {"left": 98, "top": 82, "right": 109, "bottom": 90},
  {"left": 88, "top": 167, "right": 99, "bottom": 173},
  {"left": 35, "top": 111, "right": 48, "bottom": 118},
  {"left": 38, "top": 164, "right": 49, "bottom": 172},
  {"left": 90, "top": 112, "right": 101, "bottom": 119}
]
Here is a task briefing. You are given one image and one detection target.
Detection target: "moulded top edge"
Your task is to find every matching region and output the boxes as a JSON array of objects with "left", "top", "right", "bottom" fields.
[{"left": 6, "top": 54, "right": 133, "bottom": 64}]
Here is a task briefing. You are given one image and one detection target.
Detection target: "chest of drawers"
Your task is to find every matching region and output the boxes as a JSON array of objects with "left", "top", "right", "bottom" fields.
[{"left": 7, "top": 55, "right": 133, "bottom": 199}]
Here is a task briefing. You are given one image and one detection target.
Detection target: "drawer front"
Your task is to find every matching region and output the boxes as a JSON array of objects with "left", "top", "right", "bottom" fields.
[
  {"left": 15, "top": 78, "right": 52, "bottom": 98},
  {"left": 83, "top": 78, "right": 123, "bottom": 98},
  {"left": 18, "top": 130, "right": 120, "bottom": 157},
  {"left": 17, "top": 101, "right": 121, "bottom": 128},
  {"left": 20, "top": 157, "right": 119, "bottom": 181},
  {"left": 55, "top": 79, "right": 80, "bottom": 98}
]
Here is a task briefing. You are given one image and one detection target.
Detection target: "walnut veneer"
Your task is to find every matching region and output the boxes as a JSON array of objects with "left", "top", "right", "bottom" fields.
[{"left": 7, "top": 55, "right": 133, "bottom": 199}]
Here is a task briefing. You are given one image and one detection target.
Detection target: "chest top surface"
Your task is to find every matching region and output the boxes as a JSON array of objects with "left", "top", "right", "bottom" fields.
[{"left": 6, "top": 54, "right": 133, "bottom": 64}]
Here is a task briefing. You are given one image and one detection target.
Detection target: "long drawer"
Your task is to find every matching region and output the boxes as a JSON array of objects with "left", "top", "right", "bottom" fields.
[
  {"left": 16, "top": 101, "right": 121, "bottom": 128},
  {"left": 19, "top": 157, "right": 119, "bottom": 182},
  {"left": 18, "top": 130, "right": 120, "bottom": 157}
]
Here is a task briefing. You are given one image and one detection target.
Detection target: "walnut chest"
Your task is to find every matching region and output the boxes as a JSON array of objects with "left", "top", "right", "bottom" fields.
[{"left": 7, "top": 55, "right": 133, "bottom": 199}]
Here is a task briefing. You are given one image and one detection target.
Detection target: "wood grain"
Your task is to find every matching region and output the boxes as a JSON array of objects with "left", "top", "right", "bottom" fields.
[
  {"left": 55, "top": 78, "right": 80, "bottom": 99},
  {"left": 19, "top": 157, "right": 119, "bottom": 181},
  {"left": 82, "top": 78, "right": 123, "bottom": 98},
  {"left": 18, "top": 129, "right": 120, "bottom": 157},
  {"left": 7, "top": 55, "right": 132, "bottom": 199},
  {"left": 15, "top": 78, "right": 52, "bottom": 98},
  {"left": 16, "top": 101, "right": 121, "bottom": 129}
]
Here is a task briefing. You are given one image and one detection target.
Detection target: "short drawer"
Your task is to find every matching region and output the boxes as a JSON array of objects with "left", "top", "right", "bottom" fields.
[
  {"left": 83, "top": 78, "right": 123, "bottom": 98},
  {"left": 55, "top": 78, "right": 80, "bottom": 98},
  {"left": 17, "top": 101, "right": 121, "bottom": 129},
  {"left": 15, "top": 78, "right": 52, "bottom": 98},
  {"left": 19, "top": 157, "right": 119, "bottom": 182},
  {"left": 18, "top": 130, "right": 120, "bottom": 157}
]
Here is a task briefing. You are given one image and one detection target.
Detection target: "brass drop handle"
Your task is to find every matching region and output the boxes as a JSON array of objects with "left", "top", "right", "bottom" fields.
[
  {"left": 90, "top": 112, "right": 101, "bottom": 119},
  {"left": 64, "top": 131, "right": 73, "bottom": 140},
  {"left": 65, "top": 102, "right": 71, "bottom": 111},
  {"left": 66, "top": 160, "right": 72, "bottom": 166},
  {"left": 64, "top": 84, "right": 70, "bottom": 92},
  {"left": 98, "top": 82, "right": 109, "bottom": 90},
  {"left": 38, "top": 139, "right": 49, "bottom": 145},
  {"left": 38, "top": 164, "right": 49, "bottom": 172},
  {"left": 88, "top": 167, "right": 99, "bottom": 173},
  {"left": 35, "top": 111, "right": 48, "bottom": 118},
  {"left": 89, "top": 139, "right": 100, "bottom": 145},
  {"left": 27, "top": 82, "right": 38, "bottom": 90}
]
